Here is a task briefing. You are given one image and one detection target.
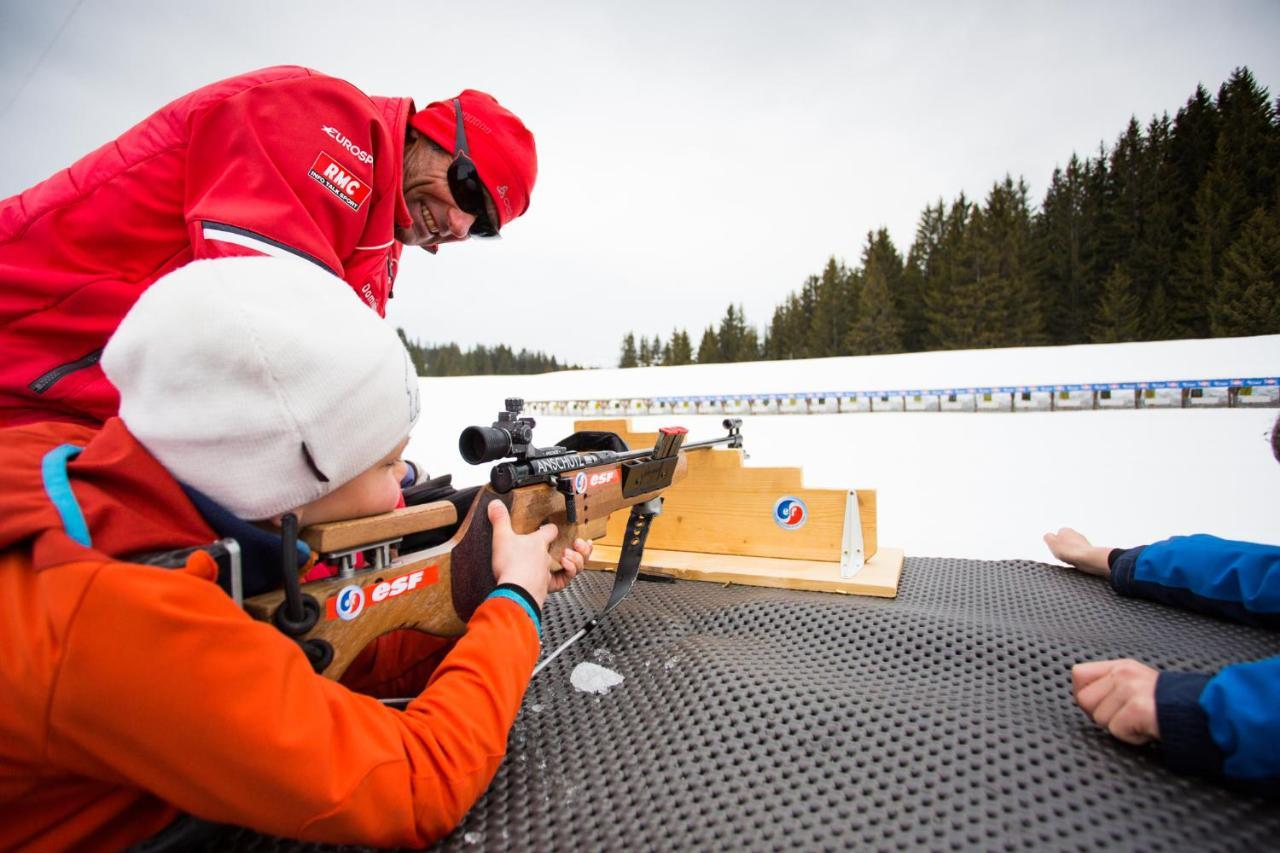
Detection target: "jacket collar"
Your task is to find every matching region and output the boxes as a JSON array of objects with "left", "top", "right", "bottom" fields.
[
  {"left": 371, "top": 94, "right": 415, "bottom": 231},
  {"left": 180, "top": 485, "right": 312, "bottom": 599}
]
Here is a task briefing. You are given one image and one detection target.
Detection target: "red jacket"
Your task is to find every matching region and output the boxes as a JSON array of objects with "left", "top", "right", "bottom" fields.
[
  {"left": 0, "top": 419, "right": 540, "bottom": 850},
  {"left": 0, "top": 66, "right": 413, "bottom": 427}
]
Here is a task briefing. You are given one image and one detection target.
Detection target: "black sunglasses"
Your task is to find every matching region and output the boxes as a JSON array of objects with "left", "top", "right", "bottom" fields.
[{"left": 447, "top": 99, "right": 500, "bottom": 238}]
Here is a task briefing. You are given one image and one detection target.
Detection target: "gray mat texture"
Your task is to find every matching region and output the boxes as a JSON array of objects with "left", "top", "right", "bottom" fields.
[{"left": 196, "top": 557, "right": 1280, "bottom": 851}]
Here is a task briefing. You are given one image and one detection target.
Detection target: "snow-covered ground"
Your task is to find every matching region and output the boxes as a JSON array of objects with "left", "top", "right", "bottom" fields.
[{"left": 407, "top": 335, "right": 1280, "bottom": 561}]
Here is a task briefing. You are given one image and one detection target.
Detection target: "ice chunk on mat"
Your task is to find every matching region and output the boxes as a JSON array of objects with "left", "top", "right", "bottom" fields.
[{"left": 570, "top": 661, "right": 624, "bottom": 695}]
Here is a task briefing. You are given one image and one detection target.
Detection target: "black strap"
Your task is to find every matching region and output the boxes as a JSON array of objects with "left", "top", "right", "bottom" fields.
[
  {"left": 532, "top": 499, "right": 661, "bottom": 676},
  {"left": 600, "top": 502, "right": 658, "bottom": 616}
]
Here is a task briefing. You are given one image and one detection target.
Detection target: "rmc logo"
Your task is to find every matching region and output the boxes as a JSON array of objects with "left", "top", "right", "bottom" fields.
[{"left": 308, "top": 151, "right": 372, "bottom": 211}]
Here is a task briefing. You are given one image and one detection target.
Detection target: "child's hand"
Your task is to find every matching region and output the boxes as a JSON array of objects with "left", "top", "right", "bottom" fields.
[
  {"left": 1043, "top": 527, "right": 1112, "bottom": 577},
  {"left": 1071, "top": 659, "right": 1160, "bottom": 745},
  {"left": 487, "top": 501, "right": 556, "bottom": 607},
  {"left": 549, "top": 537, "right": 592, "bottom": 594}
]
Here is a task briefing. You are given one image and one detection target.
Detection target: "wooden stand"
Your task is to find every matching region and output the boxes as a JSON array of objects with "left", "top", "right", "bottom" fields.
[{"left": 575, "top": 419, "right": 904, "bottom": 597}]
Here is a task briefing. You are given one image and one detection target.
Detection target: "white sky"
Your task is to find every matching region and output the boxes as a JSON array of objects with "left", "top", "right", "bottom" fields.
[{"left": 2, "top": 1, "right": 1278, "bottom": 367}]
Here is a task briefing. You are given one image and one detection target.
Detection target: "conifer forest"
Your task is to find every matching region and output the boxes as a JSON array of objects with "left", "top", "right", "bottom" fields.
[
  {"left": 618, "top": 68, "right": 1280, "bottom": 368},
  {"left": 396, "top": 330, "right": 581, "bottom": 377}
]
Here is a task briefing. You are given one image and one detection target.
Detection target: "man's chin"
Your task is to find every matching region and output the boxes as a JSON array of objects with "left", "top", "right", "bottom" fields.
[{"left": 394, "top": 227, "right": 440, "bottom": 253}]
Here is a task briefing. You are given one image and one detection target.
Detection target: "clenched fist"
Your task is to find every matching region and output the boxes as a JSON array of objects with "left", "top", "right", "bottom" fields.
[{"left": 1072, "top": 658, "right": 1160, "bottom": 745}]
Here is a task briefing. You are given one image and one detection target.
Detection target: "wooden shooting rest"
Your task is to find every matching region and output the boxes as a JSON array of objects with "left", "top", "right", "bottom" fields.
[{"left": 575, "top": 419, "right": 905, "bottom": 598}]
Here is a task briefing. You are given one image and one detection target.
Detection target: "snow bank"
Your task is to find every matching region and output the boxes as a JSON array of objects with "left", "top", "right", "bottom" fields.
[{"left": 407, "top": 336, "right": 1280, "bottom": 561}]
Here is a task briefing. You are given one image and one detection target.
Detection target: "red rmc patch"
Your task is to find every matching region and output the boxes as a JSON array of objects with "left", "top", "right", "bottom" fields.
[{"left": 308, "top": 151, "right": 372, "bottom": 210}]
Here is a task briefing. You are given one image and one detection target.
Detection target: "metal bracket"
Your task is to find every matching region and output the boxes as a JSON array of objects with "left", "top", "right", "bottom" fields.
[
  {"left": 325, "top": 537, "right": 403, "bottom": 578},
  {"left": 839, "top": 491, "right": 865, "bottom": 579},
  {"left": 221, "top": 538, "right": 244, "bottom": 607}
]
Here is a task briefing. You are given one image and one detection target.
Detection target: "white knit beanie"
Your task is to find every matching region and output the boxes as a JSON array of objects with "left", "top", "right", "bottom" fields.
[{"left": 102, "top": 256, "right": 421, "bottom": 520}]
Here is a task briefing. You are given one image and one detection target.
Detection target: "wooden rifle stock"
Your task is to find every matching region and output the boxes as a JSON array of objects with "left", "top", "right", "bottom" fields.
[{"left": 243, "top": 453, "right": 689, "bottom": 679}]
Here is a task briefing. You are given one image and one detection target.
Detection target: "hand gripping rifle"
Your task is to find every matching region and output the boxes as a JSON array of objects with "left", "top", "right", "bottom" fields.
[{"left": 243, "top": 399, "right": 744, "bottom": 679}]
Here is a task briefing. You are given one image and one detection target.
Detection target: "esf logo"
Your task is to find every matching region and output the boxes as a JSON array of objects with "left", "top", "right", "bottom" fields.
[
  {"left": 332, "top": 584, "right": 365, "bottom": 621},
  {"left": 326, "top": 567, "right": 438, "bottom": 621},
  {"left": 773, "top": 496, "right": 808, "bottom": 530},
  {"left": 574, "top": 472, "right": 587, "bottom": 494},
  {"left": 587, "top": 468, "right": 619, "bottom": 490}
]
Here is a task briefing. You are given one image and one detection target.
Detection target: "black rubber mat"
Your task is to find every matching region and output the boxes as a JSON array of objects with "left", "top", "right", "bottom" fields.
[{"left": 196, "top": 558, "right": 1280, "bottom": 851}]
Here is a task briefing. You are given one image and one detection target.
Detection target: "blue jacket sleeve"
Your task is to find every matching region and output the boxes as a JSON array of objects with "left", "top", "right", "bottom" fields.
[
  {"left": 1108, "top": 535, "right": 1280, "bottom": 628},
  {"left": 1109, "top": 535, "right": 1280, "bottom": 782},
  {"left": 1157, "top": 659, "right": 1280, "bottom": 781}
]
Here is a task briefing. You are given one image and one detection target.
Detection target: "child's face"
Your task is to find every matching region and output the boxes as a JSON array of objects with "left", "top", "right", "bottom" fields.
[{"left": 285, "top": 437, "right": 410, "bottom": 527}]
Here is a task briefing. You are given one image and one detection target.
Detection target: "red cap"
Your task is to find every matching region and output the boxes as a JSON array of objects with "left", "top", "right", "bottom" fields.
[{"left": 407, "top": 90, "right": 537, "bottom": 230}]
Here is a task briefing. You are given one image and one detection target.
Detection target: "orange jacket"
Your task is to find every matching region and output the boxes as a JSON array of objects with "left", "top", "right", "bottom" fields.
[{"left": 0, "top": 419, "right": 540, "bottom": 850}]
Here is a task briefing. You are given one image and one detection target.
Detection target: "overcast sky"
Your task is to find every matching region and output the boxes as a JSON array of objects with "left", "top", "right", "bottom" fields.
[{"left": 3, "top": 1, "right": 1278, "bottom": 367}]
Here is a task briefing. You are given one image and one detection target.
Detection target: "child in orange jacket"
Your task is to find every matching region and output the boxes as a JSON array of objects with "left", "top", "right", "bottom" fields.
[{"left": 0, "top": 256, "right": 590, "bottom": 850}]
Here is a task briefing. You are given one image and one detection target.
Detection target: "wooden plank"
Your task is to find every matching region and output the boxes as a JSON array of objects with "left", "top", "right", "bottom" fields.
[
  {"left": 576, "top": 419, "right": 877, "bottom": 562},
  {"left": 301, "top": 501, "right": 457, "bottom": 554},
  {"left": 587, "top": 546, "right": 904, "bottom": 598}
]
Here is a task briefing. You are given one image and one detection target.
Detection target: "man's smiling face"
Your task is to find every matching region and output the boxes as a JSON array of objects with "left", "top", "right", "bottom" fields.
[{"left": 395, "top": 130, "right": 498, "bottom": 250}]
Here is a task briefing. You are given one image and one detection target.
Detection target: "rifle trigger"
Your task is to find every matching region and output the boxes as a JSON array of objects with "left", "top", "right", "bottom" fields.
[{"left": 555, "top": 475, "right": 579, "bottom": 524}]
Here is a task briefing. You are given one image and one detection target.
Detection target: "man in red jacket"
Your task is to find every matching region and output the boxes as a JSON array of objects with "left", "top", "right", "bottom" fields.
[{"left": 0, "top": 65, "right": 537, "bottom": 427}]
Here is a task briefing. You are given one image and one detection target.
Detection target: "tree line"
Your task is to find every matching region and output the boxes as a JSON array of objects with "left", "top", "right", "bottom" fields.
[
  {"left": 397, "top": 329, "right": 581, "bottom": 376},
  {"left": 619, "top": 67, "right": 1280, "bottom": 368}
]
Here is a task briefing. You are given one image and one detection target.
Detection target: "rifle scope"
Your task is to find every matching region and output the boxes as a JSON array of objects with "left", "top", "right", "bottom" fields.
[
  {"left": 459, "top": 424, "right": 524, "bottom": 464},
  {"left": 459, "top": 398, "right": 537, "bottom": 465}
]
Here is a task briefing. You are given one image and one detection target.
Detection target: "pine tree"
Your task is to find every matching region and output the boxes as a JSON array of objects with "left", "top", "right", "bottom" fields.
[
  {"left": 430, "top": 343, "right": 464, "bottom": 376},
  {"left": 741, "top": 323, "right": 760, "bottom": 361},
  {"left": 717, "top": 304, "right": 745, "bottom": 361},
  {"left": 1210, "top": 207, "right": 1280, "bottom": 335},
  {"left": 806, "top": 256, "right": 851, "bottom": 357},
  {"left": 1091, "top": 266, "right": 1143, "bottom": 343},
  {"left": 1165, "top": 84, "right": 1222, "bottom": 335},
  {"left": 862, "top": 230, "right": 906, "bottom": 351},
  {"left": 1033, "top": 158, "right": 1091, "bottom": 344},
  {"left": 650, "top": 335, "right": 664, "bottom": 366},
  {"left": 696, "top": 327, "right": 720, "bottom": 363},
  {"left": 795, "top": 275, "right": 819, "bottom": 358},
  {"left": 1142, "top": 282, "right": 1178, "bottom": 340},
  {"left": 397, "top": 328, "right": 428, "bottom": 375},
  {"left": 988, "top": 177, "right": 1044, "bottom": 346},
  {"left": 764, "top": 302, "right": 790, "bottom": 360},
  {"left": 939, "top": 178, "right": 1043, "bottom": 348},
  {"left": 668, "top": 329, "right": 694, "bottom": 365},
  {"left": 844, "top": 248, "right": 904, "bottom": 354},
  {"left": 922, "top": 195, "right": 973, "bottom": 348},
  {"left": 906, "top": 200, "right": 945, "bottom": 349},
  {"left": 1177, "top": 68, "right": 1279, "bottom": 336},
  {"left": 766, "top": 293, "right": 805, "bottom": 359},
  {"left": 638, "top": 336, "right": 652, "bottom": 366},
  {"left": 619, "top": 333, "right": 638, "bottom": 368},
  {"left": 1135, "top": 113, "right": 1182, "bottom": 340}
]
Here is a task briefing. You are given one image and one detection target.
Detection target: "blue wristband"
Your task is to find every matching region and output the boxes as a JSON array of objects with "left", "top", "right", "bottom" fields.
[{"left": 486, "top": 587, "right": 542, "bottom": 635}]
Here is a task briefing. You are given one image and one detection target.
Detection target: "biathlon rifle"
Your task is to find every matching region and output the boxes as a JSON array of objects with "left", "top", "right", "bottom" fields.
[{"left": 243, "top": 399, "right": 743, "bottom": 679}]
